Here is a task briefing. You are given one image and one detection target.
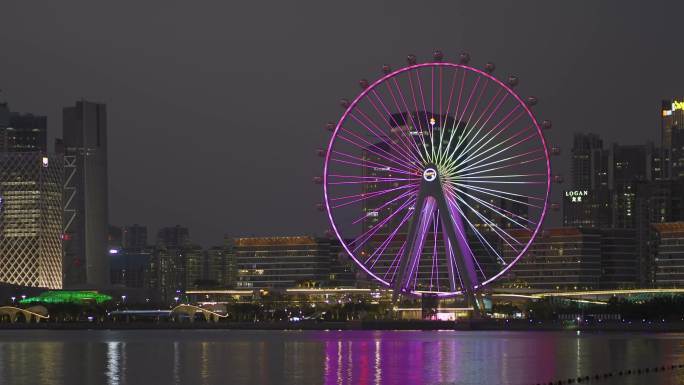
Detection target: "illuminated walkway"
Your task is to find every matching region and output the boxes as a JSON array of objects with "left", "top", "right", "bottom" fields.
[{"left": 493, "top": 288, "right": 684, "bottom": 301}]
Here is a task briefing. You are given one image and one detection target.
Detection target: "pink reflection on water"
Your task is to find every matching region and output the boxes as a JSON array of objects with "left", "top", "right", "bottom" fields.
[{"left": 322, "top": 331, "right": 455, "bottom": 385}]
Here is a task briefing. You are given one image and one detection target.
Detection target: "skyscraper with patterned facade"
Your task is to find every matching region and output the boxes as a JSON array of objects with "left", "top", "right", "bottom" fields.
[
  {"left": 0, "top": 102, "right": 63, "bottom": 289},
  {"left": 0, "top": 151, "right": 63, "bottom": 288}
]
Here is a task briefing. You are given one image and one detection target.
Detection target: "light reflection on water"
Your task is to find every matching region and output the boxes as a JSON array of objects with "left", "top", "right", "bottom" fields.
[{"left": 0, "top": 330, "right": 684, "bottom": 385}]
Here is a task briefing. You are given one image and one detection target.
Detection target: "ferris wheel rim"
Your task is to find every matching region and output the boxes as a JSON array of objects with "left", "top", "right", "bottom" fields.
[{"left": 323, "top": 61, "right": 551, "bottom": 297}]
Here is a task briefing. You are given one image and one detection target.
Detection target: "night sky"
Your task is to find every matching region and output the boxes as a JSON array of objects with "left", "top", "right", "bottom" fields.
[{"left": 1, "top": 1, "right": 683, "bottom": 246}]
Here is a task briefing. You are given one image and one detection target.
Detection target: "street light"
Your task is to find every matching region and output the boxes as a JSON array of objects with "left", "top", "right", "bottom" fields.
[{"left": 10, "top": 297, "right": 15, "bottom": 304}]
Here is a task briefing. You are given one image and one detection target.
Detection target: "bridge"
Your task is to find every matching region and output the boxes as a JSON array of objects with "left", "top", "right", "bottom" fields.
[{"left": 0, "top": 306, "right": 49, "bottom": 323}]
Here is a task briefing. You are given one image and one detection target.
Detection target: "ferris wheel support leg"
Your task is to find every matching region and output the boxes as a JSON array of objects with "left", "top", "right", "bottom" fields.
[
  {"left": 391, "top": 188, "right": 435, "bottom": 303},
  {"left": 433, "top": 186, "right": 483, "bottom": 319}
]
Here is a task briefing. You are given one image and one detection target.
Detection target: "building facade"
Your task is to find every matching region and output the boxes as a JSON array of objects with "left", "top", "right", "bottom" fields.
[
  {"left": 156, "top": 225, "right": 189, "bottom": 248},
  {"left": 123, "top": 224, "right": 148, "bottom": 249},
  {"left": 206, "top": 246, "right": 236, "bottom": 287},
  {"left": 651, "top": 222, "right": 684, "bottom": 287},
  {"left": 0, "top": 152, "right": 63, "bottom": 289},
  {"left": 233, "top": 236, "right": 335, "bottom": 289},
  {"left": 502, "top": 228, "right": 602, "bottom": 290}
]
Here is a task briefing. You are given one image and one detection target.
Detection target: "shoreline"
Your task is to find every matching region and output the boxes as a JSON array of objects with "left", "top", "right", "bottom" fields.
[{"left": 2, "top": 319, "right": 684, "bottom": 332}]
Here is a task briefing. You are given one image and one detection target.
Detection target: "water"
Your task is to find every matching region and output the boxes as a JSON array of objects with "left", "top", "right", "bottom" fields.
[{"left": 1, "top": 329, "right": 684, "bottom": 385}]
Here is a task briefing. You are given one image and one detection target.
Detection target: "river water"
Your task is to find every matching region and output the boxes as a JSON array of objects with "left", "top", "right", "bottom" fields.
[{"left": 1, "top": 329, "right": 684, "bottom": 385}]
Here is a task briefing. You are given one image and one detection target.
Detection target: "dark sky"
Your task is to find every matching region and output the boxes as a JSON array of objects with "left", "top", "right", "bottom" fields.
[{"left": 1, "top": 1, "right": 683, "bottom": 246}]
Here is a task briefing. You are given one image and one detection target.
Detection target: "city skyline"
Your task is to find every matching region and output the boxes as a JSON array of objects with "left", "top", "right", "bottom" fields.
[{"left": 2, "top": 2, "right": 684, "bottom": 248}]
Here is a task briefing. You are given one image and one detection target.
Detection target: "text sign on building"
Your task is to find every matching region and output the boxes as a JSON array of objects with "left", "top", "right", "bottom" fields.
[{"left": 565, "top": 190, "right": 589, "bottom": 203}]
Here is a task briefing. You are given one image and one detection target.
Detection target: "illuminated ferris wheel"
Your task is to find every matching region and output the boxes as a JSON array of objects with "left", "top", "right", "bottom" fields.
[{"left": 320, "top": 51, "right": 554, "bottom": 314}]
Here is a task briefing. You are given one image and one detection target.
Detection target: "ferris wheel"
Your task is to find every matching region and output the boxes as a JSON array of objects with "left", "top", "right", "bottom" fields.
[{"left": 320, "top": 51, "right": 553, "bottom": 314}]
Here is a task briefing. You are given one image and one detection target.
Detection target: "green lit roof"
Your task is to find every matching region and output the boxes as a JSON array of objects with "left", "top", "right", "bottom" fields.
[{"left": 20, "top": 291, "right": 112, "bottom": 305}]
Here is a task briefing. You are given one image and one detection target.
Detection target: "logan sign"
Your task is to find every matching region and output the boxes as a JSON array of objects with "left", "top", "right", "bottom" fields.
[{"left": 565, "top": 190, "right": 589, "bottom": 203}]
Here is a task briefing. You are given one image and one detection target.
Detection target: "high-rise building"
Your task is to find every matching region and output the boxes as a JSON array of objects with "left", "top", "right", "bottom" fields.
[
  {"left": 658, "top": 99, "right": 684, "bottom": 179},
  {"left": 206, "top": 246, "right": 236, "bottom": 287},
  {"left": 148, "top": 247, "right": 182, "bottom": 302},
  {"left": 110, "top": 247, "right": 153, "bottom": 289},
  {"left": 661, "top": 99, "right": 684, "bottom": 150},
  {"left": 6, "top": 113, "right": 47, "bottom": 152},
  {"left": 0, "top": 152, "right": 63, "bottom": 289},
  {"left": 108, "top": 225, "right": 122, "bottom": 251},
  {"left": 0, "top": 103, "right": 48, "bottom": 153},
  {"left": 611, "top": 143, "right": 653, "bottom": 228},
  {"left": 671, "top": 126, "right": 684, "bottom": 180},
  {"left": 562, "top": 188, "right": 612, "bottom": 228},
  {"left": 183, "top": 245, "right": 204, "bottom": 289},
  {"left": 564, "top": 134, "right": 612, "bottom": 228},
  {"left": 61, "top": 100, "right": 109, "bottom": 287},
  {"left": 570, "top": 133, "right": 606, "bottom": 189},
  {"left": 156, "top": 225, "right": 189, "bottom": 248},
  {"left": 147, "top": 243, "right": 204, "bottom": 302},
  {"left": 123, "top": 224, "right": 148, "bottom": 249}
]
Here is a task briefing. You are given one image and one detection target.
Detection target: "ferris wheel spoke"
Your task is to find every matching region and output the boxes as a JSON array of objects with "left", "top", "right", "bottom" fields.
[
  {"left": 437, "top": 66, "right": 442, "bottom": 127},
  {"left": 340, "top": 125, "right": 418, "bottom": 171},
  {"left": 450, "top": 107, "right": 526, "bottom": 170},
  {"left": 445, "top": 189, "right": 523, "bottom": 251},
  {"left": 329, "top": 157, "right": 418, "bottom": 178},
  {"left": 453, "top": 81, "right": 491, "bottom": 152},
  {"left": 451, "top": 130, "right": 546, "bottom": 174},
  {"left": 441, "top": 198, "right": 488, "bottom": 285},
  {"left": 368, "top": 90, "right": 425, "bottom": 163},
  {"left": 350, "top": 196, "right": 416, "bottom": 252},
  {"left": 380, "top": 85, "right": 429, "bottom": 164},
  {"left": 328, "top": 173, "right": 415, "bottom": 182},
  {"left": 384, "top": 240, "right": 407, "bottom": 281},
  {"left": 351, "top": 187, "right": 419, "bottom": 224},
  {"left": 366, "top": 207, "right": 414, "bottom": 267},
  {"left": 449, "top": 185, "right": 540, "bottom": 227},
  {"left": 405, "top": 71, "right": 435, "bottom": 160},
  {"left": 455, "top": 148, "right": 546, "bottom": 176},
  {"left": 330, "top": 150, "right": 418, "bottom": 177},
  {"left": 350, "top": 107, "right": 420, "bottom": 165},
  {"left": 454, "top": 156, "right": 547, "bottom": 179},
  {"left": 340, "top": 118, "right": 413, "bottom": 170},
  {"left": 412, "top": 68, "right": 432, "bottom": 136},
  {"left": 337, "top": 132, "right": 419, "bottom": 172},
  {"left": 450, "top": 108, "right": 527, "bottom": 171},
  {"left": 443, "top": 90, "right": 508, "bottom": 166},
  {"left": 451, "top": 181, "right": 544, "bottom": 207},
  {"left": 400, "top": 197, "right": 436, "bottom": 291},
  {"left": 442, "top": 225, "right": 463, "bottom": 292},
  {"left": 455, "top": 127, "right": 538, "bottom": 173},
  {"left": 438, "top": 68, "right": 467, "bottom": 162},
  {"left": 442, "top": 77, "right": 483, "bottom": 159},
  {"left": 330, "top": 181, "right": 416, "bottom": 205},
  {"left": 430, "top": 210, "right": 439, "bottom": 290},
  {"left": 453, "top": 186, "right": 535, "bottom": 231},
  {"left": 390, "top": 78, "right": 432, "bottom": 159},
  {"left": 456, "top": 173, "right": 547, "bottom": 180},
  {"left": 455, "top": 124, "right": 534, "bottom": 171}
]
